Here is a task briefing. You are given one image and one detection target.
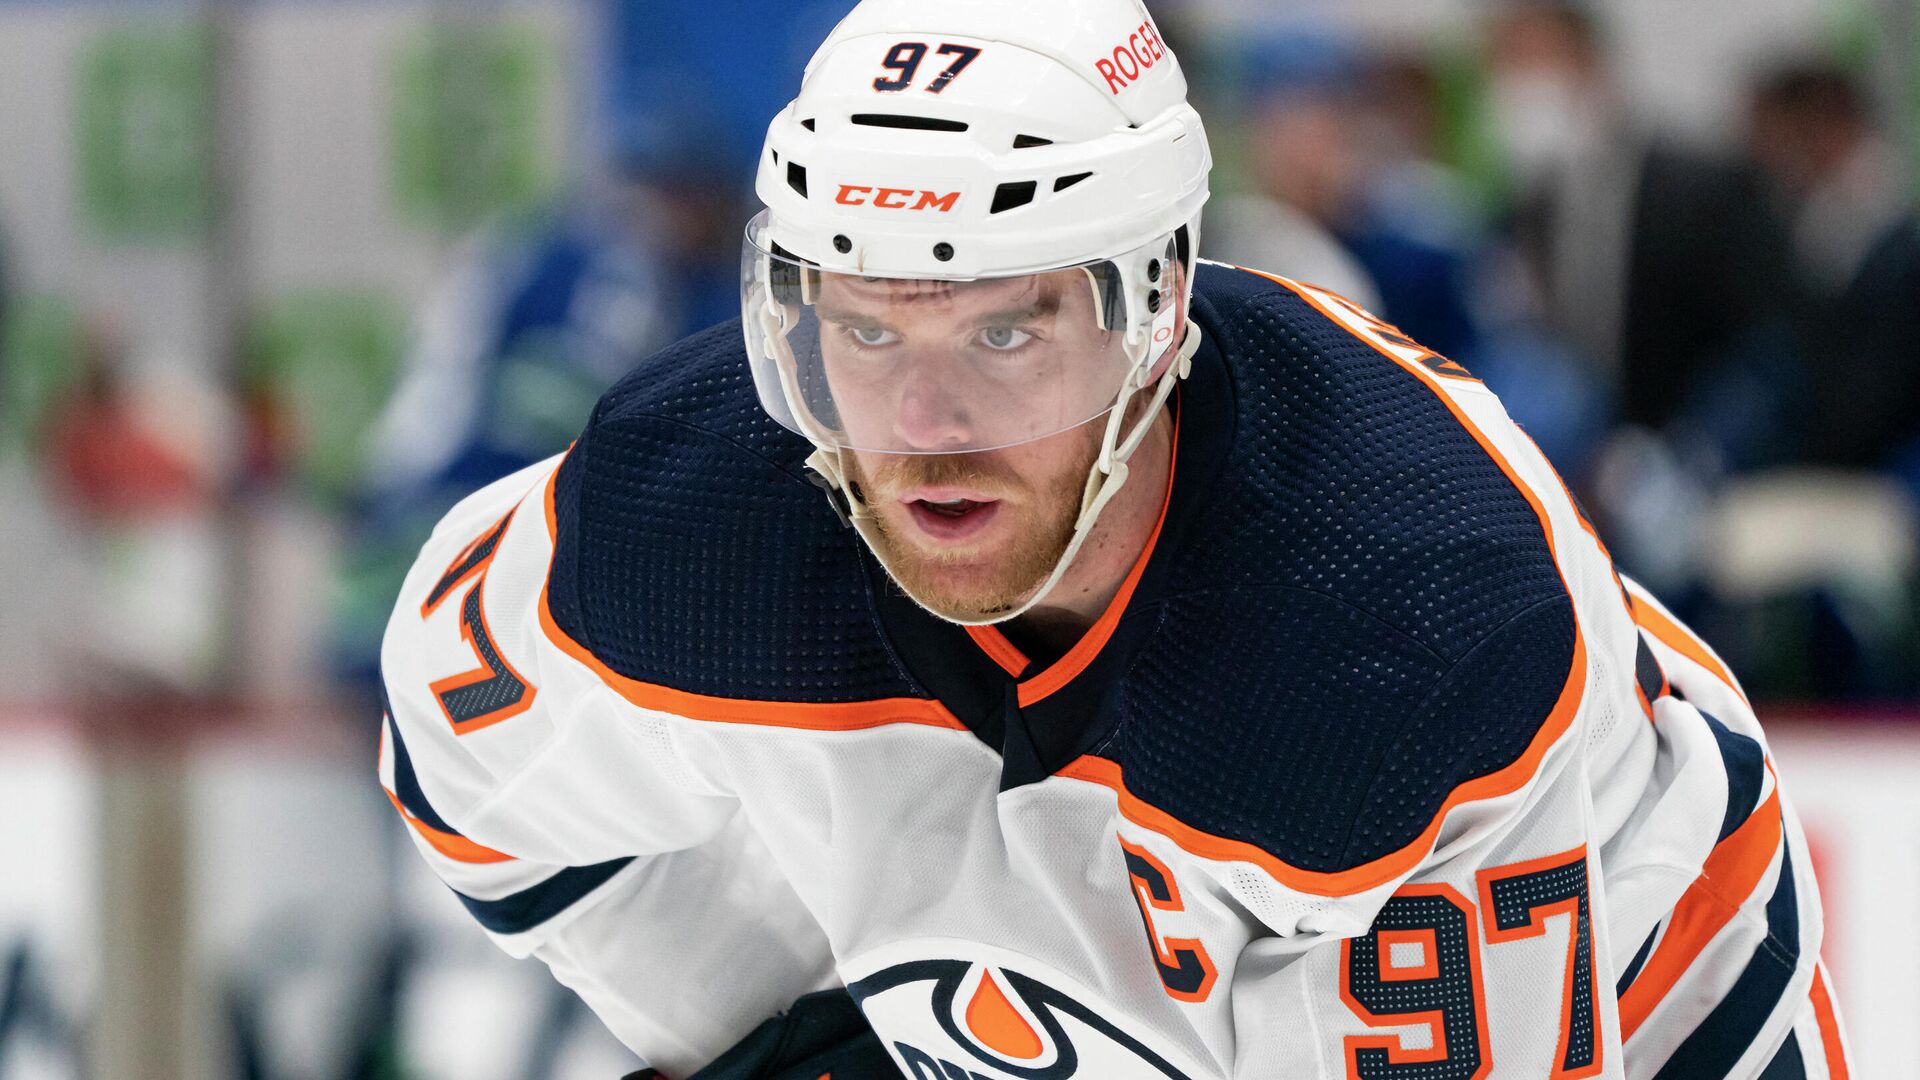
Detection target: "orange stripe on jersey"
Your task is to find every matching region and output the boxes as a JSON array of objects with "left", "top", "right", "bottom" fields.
[
  {"left": 1616, "top": 789, "right": 1784, "bottom": 1040},
  {"left": 1062, "top": 269, "right": 1581, "bottom": 896},
  {"left": 1061, "top": 633, "right": 1584, "bottom": 898},
  {"left": 966, "top": 626, "right": 1030, "bottom": 678},
  {"left": 1810, "top": 964, "right": 1849, "bottom": 1079},
  {"left": 429, "top": 567, "right": 541, "bottom": 736},
  {"left": 534, "top": 464, "right": 967, "bottom": 734},
  {"left": 420, "top": 515, "right": 509, "bottom": 619},
  {"left": 384, "top": 788, "right": 517, "bottom": 865},
  {"left": 1627, "top": 592, "right": 1748, "bottom": 705},
  {"left": 969, "top": 405, "right": 1181, "bottom": 708}
]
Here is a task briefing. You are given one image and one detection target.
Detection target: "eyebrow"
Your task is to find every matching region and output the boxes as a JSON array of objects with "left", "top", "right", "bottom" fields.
[
  {"left": 817, "top": 292, "right": 1059, "bottom": 328},
  {"left": 815, "top": 304, "right": 892, "bottom": 329}
]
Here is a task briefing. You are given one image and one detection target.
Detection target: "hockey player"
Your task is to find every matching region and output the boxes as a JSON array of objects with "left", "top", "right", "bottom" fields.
[{"left": 377, "top": 1, "right": 1853, "bottom": 1076}]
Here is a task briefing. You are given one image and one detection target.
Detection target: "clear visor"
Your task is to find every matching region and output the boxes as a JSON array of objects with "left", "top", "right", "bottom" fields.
[{"left": 742, "top": 211, "right": 1177, "bottom": 454}]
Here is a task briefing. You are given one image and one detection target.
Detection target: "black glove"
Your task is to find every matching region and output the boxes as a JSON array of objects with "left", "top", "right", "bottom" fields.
[{"left": 621, "top": 989, "right": 899, "bottom": 1080}]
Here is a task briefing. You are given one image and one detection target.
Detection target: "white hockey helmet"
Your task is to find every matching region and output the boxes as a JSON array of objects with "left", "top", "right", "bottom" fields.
[{"left": 742, "top": 0, "right": 1212, "bottom": 624}]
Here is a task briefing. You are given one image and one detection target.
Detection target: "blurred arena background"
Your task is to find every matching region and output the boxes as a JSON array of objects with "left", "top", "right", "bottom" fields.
[{"left": 0, "top": 0, "right": 1915, "bottom": 1077}]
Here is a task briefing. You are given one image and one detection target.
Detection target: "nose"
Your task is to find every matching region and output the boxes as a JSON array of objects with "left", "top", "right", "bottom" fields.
[{"left": 890, "top": 357, "right": 976, "bottom": 452}]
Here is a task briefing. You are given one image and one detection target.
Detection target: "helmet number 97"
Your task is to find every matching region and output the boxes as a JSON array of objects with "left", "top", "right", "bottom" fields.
[{"left": 873, "top": 42, "right": 983, "bottom": 95}]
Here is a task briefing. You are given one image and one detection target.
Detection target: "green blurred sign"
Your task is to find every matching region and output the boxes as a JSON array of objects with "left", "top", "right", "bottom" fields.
[
  {"left": 0, "top": 293, "right": 84, "bottom": 460},
  {"left": 390, "top": 23, "right": 560, "bottom": 231},
  {"left": 74, "top": 25, "right": 214, "bottom": 242},
  {"left": 1431, "top": 42, "right": 1507, "bottom": 213},
  {"left": 246, "top": 290, "right": 406, "bottom": 503},
  {"left": 1912, "top": 4, "right": 1920, "bottom": 194}
]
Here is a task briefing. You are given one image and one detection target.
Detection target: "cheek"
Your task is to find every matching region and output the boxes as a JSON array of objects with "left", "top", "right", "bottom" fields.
[{"left": 1008, "top": 428, "right": 1100, "bottom": 501}]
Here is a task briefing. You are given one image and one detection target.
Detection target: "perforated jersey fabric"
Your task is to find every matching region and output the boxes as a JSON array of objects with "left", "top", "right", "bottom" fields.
[
  {"left": 543, "top": 266, "right": 1576, "bottom": 871},
  {"left": 546, "top": 322, "right": 923, "bottom": 704},
  {"left": 1170, "top": 268, "right": 1567, "bottom": 655},
  {"left": 1109, "top": 267, "right": 1575, "bottom": 872}
]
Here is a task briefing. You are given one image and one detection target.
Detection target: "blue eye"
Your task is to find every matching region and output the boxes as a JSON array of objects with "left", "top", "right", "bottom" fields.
[
  {"left": 979, "top": 327, "right": 1035, "bottom": 352},
  {"left": 846, "top": 326, "right": 899, "bottom": 347}
]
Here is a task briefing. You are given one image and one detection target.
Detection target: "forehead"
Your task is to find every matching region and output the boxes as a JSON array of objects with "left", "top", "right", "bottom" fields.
[{"left": 818, "top": 269, "right": 1075, "bottom": 316}]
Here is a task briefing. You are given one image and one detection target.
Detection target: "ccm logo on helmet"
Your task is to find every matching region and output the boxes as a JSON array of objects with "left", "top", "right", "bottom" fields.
[
  {"left": 836, "top": 185, "right": 961, "bottom": 212},
  {"left": 1095, "top": 21, "right": 1167, "bottom": 95}
]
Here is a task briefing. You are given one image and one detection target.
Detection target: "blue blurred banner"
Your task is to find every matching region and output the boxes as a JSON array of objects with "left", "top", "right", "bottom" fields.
[{"left": 601, "top": 0, "right": 857, "bottom": 178}]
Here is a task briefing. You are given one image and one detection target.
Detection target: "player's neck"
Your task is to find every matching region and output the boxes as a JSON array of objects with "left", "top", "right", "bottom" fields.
[{"left": 1007, "top": 405, "right": 1176, "bottom": 657}]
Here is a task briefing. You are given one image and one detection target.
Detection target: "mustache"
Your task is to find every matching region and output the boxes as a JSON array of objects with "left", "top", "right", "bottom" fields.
[{"left": 857, "top": 452, "right": 1026, "bottom": 501}]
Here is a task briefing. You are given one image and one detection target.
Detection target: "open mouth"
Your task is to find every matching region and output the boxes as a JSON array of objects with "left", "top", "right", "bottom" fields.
[
  {"left": 919, "top": 498, "right": 985, "bottom": 518},
  {"left": 904, "top": 497, "right": 1002, "bottom": 541}
]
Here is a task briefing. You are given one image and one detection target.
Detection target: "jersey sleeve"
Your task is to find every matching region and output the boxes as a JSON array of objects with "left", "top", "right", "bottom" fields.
[{"left": 377, "top": 454, "right": 836, "bottom": 1074}]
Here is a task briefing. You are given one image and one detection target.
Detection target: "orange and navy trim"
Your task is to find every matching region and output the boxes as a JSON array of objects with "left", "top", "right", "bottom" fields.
[
  {"left": 964, "top": 405, "right": 1181, "bottom": 708},
  {"left": 1119, "top": 836, "right": 1219, "bottom": 1003},
  {"left": 1057, "top": 269, "right": 1588, "bottom": 897},
  {"left": 1809, "top": 964, "right": 1851, "bottom": 1078},
  {"left": 1627, "top": 587, "right": 1748, "bottom": 707},
  {"left": 534, "top": 456, "right": 967, "bottom": 734},
  {"left": 1476, "top": 846, "right": 1603, "bottom": 1079},
  {"left": 381, "top": 691, "right": 637, "bottom": 935},
  {"left": 424, "top": 509, "right": 539, "bottom": 736},
  {"left": 1058, "top": 619, "right": 1581, "bottom": 900},
  {"left": 1640, "top": 824, "right": 1805, "bottom": 1077},
  {"left": 1615, "top": 759, "right": 1804, "bottom": 1068},
  {"left": 1336, "top": 882, "right": 1492, "bottom": 1080},
  {"left": 1255, "top": 274, "right": 1483, "bottom": 385},
  {"left": 453, "top": 856, "right": 637, "bottom": 935},
  {"left": 379, "top": 709, "right": 516, "bottom": 865}
]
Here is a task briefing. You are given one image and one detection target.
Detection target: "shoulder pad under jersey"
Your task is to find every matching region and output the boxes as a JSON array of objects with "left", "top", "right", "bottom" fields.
[{"left": 1095, "top": 263, "right": 1582, "bottom": 895}]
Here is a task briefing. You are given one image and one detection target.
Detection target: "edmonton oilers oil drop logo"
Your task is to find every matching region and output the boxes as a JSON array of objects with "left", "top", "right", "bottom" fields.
[{"left": 845, "top": 957, "right": 1197, "bottom": 1079}]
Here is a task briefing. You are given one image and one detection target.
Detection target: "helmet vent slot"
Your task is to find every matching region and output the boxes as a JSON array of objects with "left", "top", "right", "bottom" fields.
[
  {"left": 850, "top": 113, "right": 968, "bottom": 132},
  {"left": 801, "top": 118, "right": 816, "bottom": 131},
  {"left": 990, "top": 181, "right": 1037, "bottom": 214},
  {"left": 1013, "top": 134, "right": 1054, "bottom": 149},
  {"left": 787, "top": 162, "right": 808, "bottom": 198},
  {"left": 1053, "top": 172, "right": 1093, "bottom": 192}
]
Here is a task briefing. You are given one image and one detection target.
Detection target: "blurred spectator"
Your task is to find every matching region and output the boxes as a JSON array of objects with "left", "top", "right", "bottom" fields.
[
  {"left": 359, "top": 125, "right": 730, "bottom": 514},
  {"left": 47, "top": 342, "right": 209, "bottom": 521},
  {"left": 332, "top": 112, "right": 740, "bottom": 694},
  {"left": 1748, "top": 60, "right": 1920, "bottom": 475},
  {"left": 1213, "top": 31, "right": 1497, "bottom": 369},
  {"left": 43, "top": 323, "right": 235, "bottom": 697},
  {"left": 1344, "top": 49, "right": 1492, "bottom": 363},
  {"left": 1485, "top": 0, "right": 1796, "bottom": 454},
  {"left": 1206, "top": 31, "right": 1382, "bottom": 310}
]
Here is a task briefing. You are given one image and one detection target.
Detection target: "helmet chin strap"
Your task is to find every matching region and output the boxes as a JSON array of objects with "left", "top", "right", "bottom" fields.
[{"left": 804, "top": 321, "right": 1201, "bottom": 627}]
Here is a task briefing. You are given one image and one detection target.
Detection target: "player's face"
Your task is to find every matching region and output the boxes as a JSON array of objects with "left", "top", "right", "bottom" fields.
[
  {"left": 815, "top": 269, "right": 1123, "bottom": 621},
  {"left": 813, "top": 269, "right": 1129, "bottom": 453}
]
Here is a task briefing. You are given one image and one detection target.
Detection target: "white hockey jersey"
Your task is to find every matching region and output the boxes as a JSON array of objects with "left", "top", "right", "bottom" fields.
[{"left": 378, "top": 264, "right": 1852, "bottom": 1079}]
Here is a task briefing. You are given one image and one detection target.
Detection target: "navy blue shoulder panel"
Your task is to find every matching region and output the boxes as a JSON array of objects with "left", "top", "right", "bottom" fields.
[
  {"left": 1112, "top": 263, "right": 1578, "bottom": 874},
  {"left": 547, "top": 321, "right": 922, "bottom": 703}
]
